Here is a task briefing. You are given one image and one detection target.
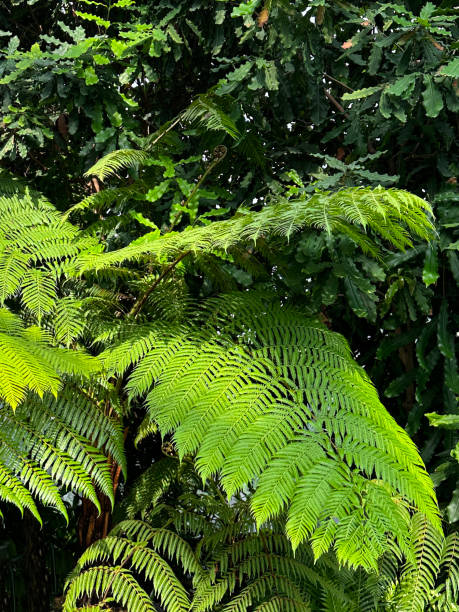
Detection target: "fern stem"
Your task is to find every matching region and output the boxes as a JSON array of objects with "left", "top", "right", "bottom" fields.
[
  {"left": 148, "top": 116, "right": 181, "bottom": 148},
  {"left": 128, "top": 251, "right": 191, "bottom": 319},
  {"left": 169, "top": 145, "right": 227, "bottom": 232}
]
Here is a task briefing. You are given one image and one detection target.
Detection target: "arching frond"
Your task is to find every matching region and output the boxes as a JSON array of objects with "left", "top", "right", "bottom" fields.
[
  {"left": 84, "top": 149, "right": 151, "bottom": 181},
  {"left": 0, "top": 383, "right": 125, "bottom": 521},
  {"left": 100, "top": 293, "right": 440, "bottom": 571},
  {"left": 76, "top": 187, "right": 434, "bottom": 272},
  {"left": 64, "top": 520, "right": 196, "bottom": 612},
  {"left": 0, "top": 308, "right": 99, "bottom": 408},
  {"left": 181, "top": 91, "right": 240, "bottom": 140},
  {"left": 394, "top": 513, "right": 444, "bottom": 612}
]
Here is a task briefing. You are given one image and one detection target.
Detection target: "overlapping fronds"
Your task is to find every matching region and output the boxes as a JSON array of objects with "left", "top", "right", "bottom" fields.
[
  {"left": 64, "top": 520, "right": 198, "bottom": 612},
  {"left": 0, "top": 189, "right": 97, "bottom": 334},
  {"left": 68, "top": 472, "right": 444, "bottom": 612},
  {"left": 100, "top": 292, "right": 439, "bottom": 571},
  {"left": 0, "top": 383, "right": 125, "bottom": 522},
  {"left": 0, "top": 308, "right": 99, "bottom": 408},
  {"left": 191, "top": 529, "right": 352, "bottom": 612},
  {"left": 76, "top": 187, "right": 434, "bottom": 273},
  {"left": 63, "top": 183, "right": 145, "bottom": 220},
  {"left": 394, "top": 514, "right": 455, "bottom": 612}
]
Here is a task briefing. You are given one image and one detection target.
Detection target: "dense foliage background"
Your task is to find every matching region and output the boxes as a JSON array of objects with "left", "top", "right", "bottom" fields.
[{"left": 0, "top": 0, "right": 457, "bottom": 610}]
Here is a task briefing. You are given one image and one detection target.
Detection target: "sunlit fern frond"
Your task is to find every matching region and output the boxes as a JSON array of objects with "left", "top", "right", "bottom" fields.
[
  {"left": 0, "top": 189, "right": 98, "bottom": 329},
  {"left": 98, "top": 292, "right": 440, "bottom": 571},
  {"left": 0, "top": 308, "right": 99, "bottom": 408},
  {"left": 84, "top": 149, "right": 151, "bottom": 182},
  {"left": 76, "top": 187, "right": 434, "bottom": 273}
]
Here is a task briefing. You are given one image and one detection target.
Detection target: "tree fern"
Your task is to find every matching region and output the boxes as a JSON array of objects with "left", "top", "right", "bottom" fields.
[
  {"left": 0, "top": 182, "right": 127, "bottom": 522},
  {"left": 67, "top": 468, "right": 420, "bottom": 612},
  {"left": 0, "top": 383, "right": 125, "bottom": 522},
  {"left": 0, "top": 187, "right": 97, "bottom": 340},
  {"left": 96, "top": 292, "right": 439, "bottom": 572}
]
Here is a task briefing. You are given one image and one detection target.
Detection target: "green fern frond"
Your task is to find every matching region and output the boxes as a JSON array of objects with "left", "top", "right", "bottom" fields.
[
  {"left": 121, "top": 293, "right": 439, "bottom": 570},
  {"left": 64, "top": 183, "right": 144, "bottom": 219},
  {"left": 63, "top": 566, "right": 156, "bottom": 612},
  {"left": 119, "top": 457, "right": 179, "bottom": 519},
  {"left": 395, "top": 513, "right": 444, "bottom": 612},
  {"left": 0, "top": 309, "right": 99, "bottom": 408},
  {"left": 64, "top": 520, "right": 195, "bottom": 612},
  {"left": 21, "top": 268, "right": 57, "bottom": 322},
  {"left": 53, "top": 296, "right": 85, "bottom": 346},
  {"left": 76, "top": 187, "right": 434, "bottom": 273},
  {"left": 437, "top": 532, "right": 459, "bottom": 604},
  {"left": 0, "top": 383, "right": 125, "bottom": 521},
  {"left": 181, "top": 91, "right": 240, "bottom": 140},
  {"left": 84, "top": 149, "right": 150, "bottom": 181}
]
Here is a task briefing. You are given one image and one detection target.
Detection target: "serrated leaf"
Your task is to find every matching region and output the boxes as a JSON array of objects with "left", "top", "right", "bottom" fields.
[
  {"left": 387, "top": 73, "right": 418, "bottom": 97},
  {"left": 422, "top": 75, "right": 444, "bottom": 118},
  {"left": 379, "top": 91, "right": 392, "bottom": 118},
  {"left": 264, "top": 62, "right": 279, "bottom": 91},
  {"left": 368, "top": 45, "right": 382, "bottom": 75},
  {"left": 342, "top": 86, "right": 382, "bottom": 101},
  {"left": 344, "top": 277, "right": 377, "bottom": 321},
  {"left": 419, "top": 2, "right": 436, "bottom": 20},
  {"left": 231, "top": 0, "right": 261, "bottom": 17},
  {"left": 425, "top": 412, "right": 459, "bottom": 429},
  {"left": 441, "top": 57, "right": 459, "bottom": 77}
]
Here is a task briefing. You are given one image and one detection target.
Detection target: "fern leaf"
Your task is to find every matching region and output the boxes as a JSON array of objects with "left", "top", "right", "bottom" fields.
[
  {"left": 76, "top": 187, "right": 434, "bottom": 273},
  {"left": 395, "top": 513, "right": 443, "bottom": 612},
  {"left": 84, "top": 149, "right": 150, "bottom": 181}
]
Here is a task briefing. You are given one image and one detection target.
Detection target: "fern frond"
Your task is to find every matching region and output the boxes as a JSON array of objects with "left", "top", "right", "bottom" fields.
[
  {"left": 395, "top": 513, "right": 444, "bottom": 612},
  {"left": 84, "top": 149, "right": 150, "bottom": 181},
  {"left": 76, "top": 187, "right": 434, "bottom": 273},
  {"left": 63, "top": 566, "right": 156, "bottom": 612},
  {"left": 119, "top": 457, "right": 179, "bottom": 519},
  {"left": 117, "top": 293, "right": 440, "bottom": 570},
  {"left": 0, "top": 383, "right": 125, "bottom": 521},
  {"left": 0, "top": 309, "right": 99, "bottom": 408},
  {"left": 181, "top": 91, "right": 240, "bottom": 140},
  {"left": 64, "top": 521, "right": 196, "bottom": 612},
  {"left": 64, "top": 183, "right": 144, "bottom": 219}
]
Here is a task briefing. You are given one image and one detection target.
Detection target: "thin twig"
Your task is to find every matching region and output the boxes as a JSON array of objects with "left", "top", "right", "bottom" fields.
[
  {"left": 323, "top": 88, "right": 350, "bottom": 119},
  {"left": 148, "top": 116, "right": 181, "bottom": 149},
  {"left": 323, "top": 72, "right": 353, "bottom": 92}
]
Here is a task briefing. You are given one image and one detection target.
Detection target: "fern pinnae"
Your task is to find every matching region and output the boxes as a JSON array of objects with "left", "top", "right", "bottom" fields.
[
  {"left": 76, "top": 187, "right": 434, "bottom": 273},
  {"left": 84, "top": 149, "right": 151, "bottom": 182},
  {"left": 395, "top": 513, "right": 444, "bottom": 612}
]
